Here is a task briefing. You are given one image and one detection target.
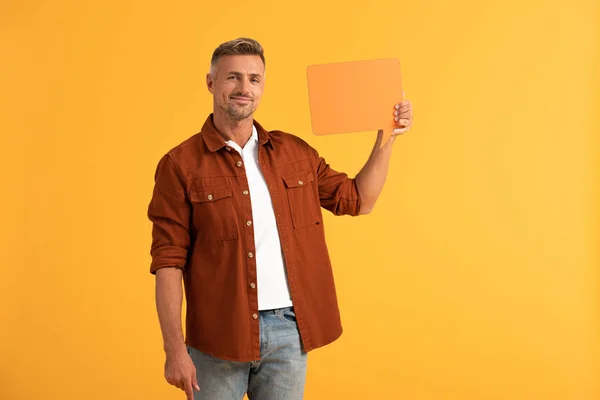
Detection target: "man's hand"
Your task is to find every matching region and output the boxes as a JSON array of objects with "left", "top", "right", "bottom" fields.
[
  {"left": 391, "top": 97, "right": 413, "bottom": 137},
  {"left": 164, "top": 348, "right": 200, "bottom": 400},
  {"left": 374, "top": 97, "right": 414, "bottom": 151}
]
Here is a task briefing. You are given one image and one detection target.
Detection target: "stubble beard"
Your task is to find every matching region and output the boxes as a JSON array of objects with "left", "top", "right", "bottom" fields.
[{"left": 223, "top": 95, "right": 255, "bottom": 121}]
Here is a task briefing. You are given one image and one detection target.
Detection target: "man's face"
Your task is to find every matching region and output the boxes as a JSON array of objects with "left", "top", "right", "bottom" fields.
[{"left": 207, "top": 55, "right": 265, "bottom": 121}]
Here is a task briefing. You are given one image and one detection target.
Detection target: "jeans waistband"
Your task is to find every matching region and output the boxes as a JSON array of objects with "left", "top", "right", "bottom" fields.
[{"left": 259, "top": 306, "right": 294, "bottom": 315}]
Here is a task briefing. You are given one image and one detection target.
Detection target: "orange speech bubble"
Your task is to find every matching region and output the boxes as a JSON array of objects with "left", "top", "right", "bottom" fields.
[{"left": 306, "top": 58, "right": 403, "bottom": 140}]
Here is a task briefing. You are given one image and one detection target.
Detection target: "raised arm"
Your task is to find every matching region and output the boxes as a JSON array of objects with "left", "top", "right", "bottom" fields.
[{"left": 355, "top": 100, "right": 413, "bottom": 214}]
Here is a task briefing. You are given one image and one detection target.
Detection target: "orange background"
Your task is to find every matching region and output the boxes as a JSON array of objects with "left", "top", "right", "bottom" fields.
[{"left": 1, "top": 1, "right": 598, "bottom": 399}]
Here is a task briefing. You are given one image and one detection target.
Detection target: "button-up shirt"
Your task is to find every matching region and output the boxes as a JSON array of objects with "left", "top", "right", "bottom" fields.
[
  {"left": 147, "top": 114, "right": 362, "bottom": 362},
  {"left": 224, "top": 125, "right": 292, "bottom": 311}
]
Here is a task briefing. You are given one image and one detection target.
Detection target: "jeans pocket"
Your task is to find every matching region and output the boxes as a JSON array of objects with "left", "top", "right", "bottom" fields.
[{"left": 277, "top": 307, "right": 298, "bottom": 327}]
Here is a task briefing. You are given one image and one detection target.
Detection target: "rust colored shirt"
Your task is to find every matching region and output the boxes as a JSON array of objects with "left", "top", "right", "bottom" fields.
[{"left": 147, "top": 115, "right": 361, "bottom": 362}]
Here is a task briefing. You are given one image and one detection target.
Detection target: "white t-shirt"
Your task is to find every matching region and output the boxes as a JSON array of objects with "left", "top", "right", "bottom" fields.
[{"left": 225, "top": 125, "right": 293, "bottom": 311}]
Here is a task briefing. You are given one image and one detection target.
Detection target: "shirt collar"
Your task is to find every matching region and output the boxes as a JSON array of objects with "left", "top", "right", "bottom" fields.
[
  {"left": 225, "top": 125, "right": 258, "bottom": 153},
  {"left": 200, "top": 114, "right": 272, "bottom": 152},
  {"left": 244, "top": 124, "right": 259, "bottom": 144}
]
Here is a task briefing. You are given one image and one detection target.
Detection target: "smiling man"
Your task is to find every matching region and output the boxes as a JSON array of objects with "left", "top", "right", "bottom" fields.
[{"left": 147, "top": 37, "right": 413, "bottom": 400}]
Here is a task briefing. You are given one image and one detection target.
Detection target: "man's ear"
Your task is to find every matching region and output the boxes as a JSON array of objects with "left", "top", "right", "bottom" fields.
[{"left": 206, "top": 73, "right": 214, "bottom": 94}]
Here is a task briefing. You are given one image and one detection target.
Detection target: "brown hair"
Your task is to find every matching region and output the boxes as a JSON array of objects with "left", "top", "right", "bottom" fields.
[{"left": 210, "top": 37, "right": 265, "bottom": 71}]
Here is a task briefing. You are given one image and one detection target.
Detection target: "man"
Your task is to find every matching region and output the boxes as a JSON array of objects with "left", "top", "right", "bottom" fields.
[{"left": 147, "top": 37, "right": 413, "bottom": 400}]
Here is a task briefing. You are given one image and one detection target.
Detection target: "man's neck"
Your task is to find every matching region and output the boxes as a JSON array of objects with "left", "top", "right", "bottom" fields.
[{"left": 212, "top": 110, "right": 254, "bottom": 148}]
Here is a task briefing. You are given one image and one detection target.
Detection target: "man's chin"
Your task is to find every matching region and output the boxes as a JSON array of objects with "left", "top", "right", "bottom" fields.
[
  {"left": 227, "top": 107, "right": 255, "bottom": 121},
  {"left": 229, "top": 113, "right": 253, "bottom": 122}
]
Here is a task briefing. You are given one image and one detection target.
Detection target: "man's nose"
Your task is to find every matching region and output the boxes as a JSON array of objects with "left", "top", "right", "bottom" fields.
[{"left": 238, "top": 78, "right": 251, "bottom": 96}]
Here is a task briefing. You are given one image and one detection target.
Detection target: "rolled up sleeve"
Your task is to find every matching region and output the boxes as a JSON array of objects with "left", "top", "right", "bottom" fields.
[
  {"left": 314, "top": 151, "right": 362, "bottom": 217},
  {"left": 147, "top": 154, "right": 191, "bottom": 274}
]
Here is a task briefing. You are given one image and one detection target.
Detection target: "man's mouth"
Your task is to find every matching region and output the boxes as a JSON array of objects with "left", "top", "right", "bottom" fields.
[{"left": 230, "top": 96, "right": 253, "bottom": 103}]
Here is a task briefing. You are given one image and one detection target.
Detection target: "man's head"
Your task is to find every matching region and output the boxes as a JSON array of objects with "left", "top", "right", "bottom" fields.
[{"left": 207, "top": 38, "right": 266, "bottom": 122}]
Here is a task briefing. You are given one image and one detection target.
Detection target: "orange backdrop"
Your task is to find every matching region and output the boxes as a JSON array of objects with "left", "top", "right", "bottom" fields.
[{"left": 1, "top": 1, "right": 598, "bottom": 399}]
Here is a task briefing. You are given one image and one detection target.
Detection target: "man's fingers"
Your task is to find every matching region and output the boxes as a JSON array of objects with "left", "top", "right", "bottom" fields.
[
  {"left": 394, "top": 106, "right": 412, "bottom": 118},
  {"left": 168, "top": 375, "right": 183, "bottom": 390},
  {"left": 394, "top": 100, "right": 411, "bottom": 109},
  {"left": 192, "top": 369, "right": 200, "bottom": 391},
  {"left": 398, "top": 109, "right": 413, "bottom": 118},
  {"left": 396, "top": 118, "right": 411, "bottom": 127},
  {"left": 175, "top": 380, "right": 184, "bottom": 390},
  {"left": 165, "top": 373, "right": 179, "bottom": 388},
  {"left": 393, "top": 117, "right": 413, "bottom": 134},
  {"left": 183, "top": 378, "right": 194, "bottom": 400},
  {"left": 394, "top": 106, "right": 412, "bottom": 115}
]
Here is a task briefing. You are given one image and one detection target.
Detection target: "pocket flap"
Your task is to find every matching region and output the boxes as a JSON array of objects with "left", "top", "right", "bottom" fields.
[
  {"left": 189, "top": 186, "right": 233, "bottom": 202},
  {"left": 282, "top": 170, "right": 315, "bottom": 189}
]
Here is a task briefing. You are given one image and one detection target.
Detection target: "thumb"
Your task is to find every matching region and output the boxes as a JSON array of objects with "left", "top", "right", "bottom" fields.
[{"left": 192, "top": 371, "right": 200, "bottom": 391}]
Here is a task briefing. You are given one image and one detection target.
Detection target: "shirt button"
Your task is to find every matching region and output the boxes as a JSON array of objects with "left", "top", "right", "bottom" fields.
[
  {"left": 298, "top": 180, "right": 303, "bottom": 185},
  {"left": 252, "top": 313, "right": 258, "bottom": 319},
  {"left": 246, "top": 220, "right": 252, "bottom": 226},
  {"left": 207, "top": 194, "right": 213, "bottom": 200},
  {"left": 243, "top": 190, "right": 249, "bottom": 195},
  {"left": 248, "top": 252, "right": 254, "bottom": 258},
  {"left": 236, "top": 161, "right": 243, "bottom": 167},
  {"left": 250, "top": 283, "right": 256, "bottom": 289}
]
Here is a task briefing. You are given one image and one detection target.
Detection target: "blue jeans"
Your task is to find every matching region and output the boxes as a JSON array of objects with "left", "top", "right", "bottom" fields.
[{"left": 188, "top": 307, "right": 308, "bottom": 399}]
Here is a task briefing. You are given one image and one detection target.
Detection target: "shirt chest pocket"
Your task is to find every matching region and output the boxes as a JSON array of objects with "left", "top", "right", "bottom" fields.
[
  {"left": 189, "top": 185, "right": 238, "bottom": 241},
  {"left": 282, "top": 170, "right": 321, "bottom": 229}
]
